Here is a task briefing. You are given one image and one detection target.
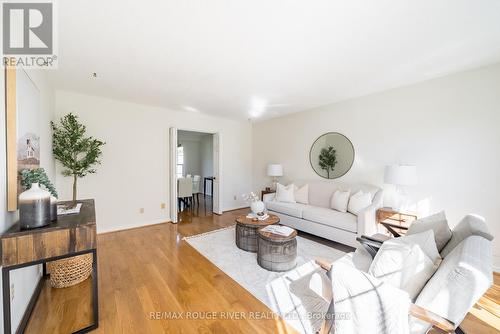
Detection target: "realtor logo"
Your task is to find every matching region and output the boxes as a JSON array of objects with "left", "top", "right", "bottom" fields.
[{"left": 2, "top": 1, "right": 57, "bottom": 68}]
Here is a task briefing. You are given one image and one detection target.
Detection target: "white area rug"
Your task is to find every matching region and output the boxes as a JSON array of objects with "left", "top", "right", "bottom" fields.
[{"left": 184, "top": 226, "right": 347, "bottom": 333}]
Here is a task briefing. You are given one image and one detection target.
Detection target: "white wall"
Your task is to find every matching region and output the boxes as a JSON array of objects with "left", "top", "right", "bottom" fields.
[
  {"left": 177, "top": 136, "right": 202, "bottom": 177},
  {"left": 54, "top": 90, "right": 252, "bottom": 233},
  {"left": 252, "top": 63, "right": 500, "bottom": 269},
  {"left": 200, "top": 135, "right": 214, "bottom": 195},
  {"left": 0, "top": 69, "right": 55, "bottom": 333}
]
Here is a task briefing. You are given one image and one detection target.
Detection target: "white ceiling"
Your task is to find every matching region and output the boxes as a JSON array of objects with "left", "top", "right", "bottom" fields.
[{"left": 51, "top": 0, "right": 500, "bottom": 121}]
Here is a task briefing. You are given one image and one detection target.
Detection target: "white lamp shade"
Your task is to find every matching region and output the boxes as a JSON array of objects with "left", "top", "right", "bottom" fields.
[
  {"left": 267, "top": 164, "right": 283, "bottom": 177},
  {"left": 384, "top": 165, "right": 417, "bottom": 186}
]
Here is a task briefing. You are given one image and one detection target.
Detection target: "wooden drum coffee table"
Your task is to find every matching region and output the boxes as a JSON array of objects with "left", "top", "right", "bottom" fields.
[
  {"left": 257, "top": 227, "right": 298, "bottom": 272},
  {"left": 235, "top": 214, "right": 280, "bottom": 252}
]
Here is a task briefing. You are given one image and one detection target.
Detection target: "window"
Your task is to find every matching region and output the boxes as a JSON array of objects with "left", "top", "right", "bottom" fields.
[{"left": 177, "top": 145, "right": 184, "bottom": 178}]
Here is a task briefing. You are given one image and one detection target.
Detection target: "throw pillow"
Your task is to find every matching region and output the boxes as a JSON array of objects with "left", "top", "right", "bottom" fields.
[
  {"left": 330, "top": 190, "right": 350, "bottom": 213},
  {"left": 407, "top": 211, "right": 452, "bottom": 252},
  {"left": 440, "top": 213, "right": 493, "bottom": 257},
  {"left": 368, "top": 230, "right": 441, "bottom": 300},
  {"left": 275, "top": 183, "right": 296, "bottom": 203},
  {"left": 294, "top": 184, "right": 309, "bottom": 204},
  {"left": 347, "top": 191, "right": 372, "bottom": 215}
]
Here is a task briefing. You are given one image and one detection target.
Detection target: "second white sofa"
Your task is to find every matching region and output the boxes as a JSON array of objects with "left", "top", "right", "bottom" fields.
[{"left": 263, "top": 181, "right": 383, "bottom": 248}]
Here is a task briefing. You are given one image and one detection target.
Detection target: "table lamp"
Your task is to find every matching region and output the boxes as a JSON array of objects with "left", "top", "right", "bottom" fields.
[
  {"left": 267, "top": 164, "right": 283, "bottom": 190},
  {"left": 384, "top": 164, "right": 417, "bottom": 209}
]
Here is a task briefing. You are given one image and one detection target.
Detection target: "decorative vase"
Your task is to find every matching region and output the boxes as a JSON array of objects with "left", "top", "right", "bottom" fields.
[
  {"left": 50, "top": 196, "right": 58, "bottom": 221},
  {"left": 19, "top": 183, "right": 51, "bottom": 229},
  {"left": 250, "top": 200, "right": 265, "bottom": 215}
]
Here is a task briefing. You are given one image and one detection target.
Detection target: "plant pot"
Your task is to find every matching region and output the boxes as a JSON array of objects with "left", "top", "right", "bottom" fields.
[{"left": 19, "top": 183, "right": 51, "bottom": 229}]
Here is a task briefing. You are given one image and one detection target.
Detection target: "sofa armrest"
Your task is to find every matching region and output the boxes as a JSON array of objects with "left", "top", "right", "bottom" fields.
[
  {"left": 409, "top": 304, "right": 455, "bottom": 333},
  {"left": 315, "top": 258, "right": 333, "bottom": 271},
  {"left": 263, "top": 192, "right": 275, "bottom": 203},
  {"left": 356, "top": 190, "right": 384, "bottom": 237}
]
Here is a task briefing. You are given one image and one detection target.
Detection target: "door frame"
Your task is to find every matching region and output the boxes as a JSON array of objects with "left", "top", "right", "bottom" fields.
[{"left": 169, "top": 128, "right": 223, "bottom": 223}]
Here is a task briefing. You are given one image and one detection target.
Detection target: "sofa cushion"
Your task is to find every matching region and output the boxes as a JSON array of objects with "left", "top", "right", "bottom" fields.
[
  {"left": 335, "top": 247, "right": 373, "bottom": 273},
  {"left": 347, "top": 190, "right": 372, "bottom": 216},
  {"left": 293, "top": 180, "right": 381, "bottom": 209},
  {"left": 410, "top": 235, "right": 493, "bottom": 334},
  {"left": 369, "top": 230, "right": 441, "bottom": 300},
  {"left": 330, "top": 190, "right": 350, "bottom": 213},
  {"left": 294, "top": 184, "right": 309, "bottom": 204},
  {"left": 275, "top": 183, "right": 296, "bottom": 203},
  {"left": 302, "top": 206, "right": 357, "bottom": 233},
  {"left": 440, "top": 214, "right": 494, "bottom": 258},
  {"left": 407, "top": 211, "right": 451, "bottom": 252},
  {"left": 266, "top": 201, "right": 309, "bottom": 218}
]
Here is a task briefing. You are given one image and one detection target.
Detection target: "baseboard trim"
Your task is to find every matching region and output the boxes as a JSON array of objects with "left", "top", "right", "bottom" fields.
[
  {"left": 223, "top": 206, "right": 249, "bottom": 213},
  {"left": 97, "top": 220, "right": 171, "bottom": 235},
  {"left": 17, "top": 276, "right": 44, "bottom": 334}
]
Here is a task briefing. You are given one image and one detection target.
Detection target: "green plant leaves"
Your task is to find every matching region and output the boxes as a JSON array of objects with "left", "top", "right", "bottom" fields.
[{"left": 51, "top": 113, "right": 106, "bottom": 179}]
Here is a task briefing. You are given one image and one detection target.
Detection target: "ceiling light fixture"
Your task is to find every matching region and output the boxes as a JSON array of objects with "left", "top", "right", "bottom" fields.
[
  {"left": 248, "top": 96, "right": 268, "bottom": 118},
  {"left": 91, "top": 72, "right": 97, "bottom": 78},
  {"left": 183, "top": 106, "right": 200, "bottom": 113}
]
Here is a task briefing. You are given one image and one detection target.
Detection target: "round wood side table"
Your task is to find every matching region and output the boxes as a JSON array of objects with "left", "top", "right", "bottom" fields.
[
  {"left": 257, "top": 227, "right": 298, "bottom": 272},
  {"left": 235, "top": 214, "right": 280, "bottom": 252}
]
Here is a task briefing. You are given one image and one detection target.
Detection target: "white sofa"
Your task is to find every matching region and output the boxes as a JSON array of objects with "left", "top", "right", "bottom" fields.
[
  {"left": 312, "top": 213, "right": 494, "bottom": 334},
  {"left": 263, "top": 181, "right": 383, "bottom": 248}
]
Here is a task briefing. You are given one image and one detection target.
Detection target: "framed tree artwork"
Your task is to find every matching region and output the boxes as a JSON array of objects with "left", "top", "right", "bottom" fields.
[
  {"left": 5, "top": 66, "right": 41, "bottom": 211},
  {"left": 309, "top": 132, "right": 355, "bottom": 179}
]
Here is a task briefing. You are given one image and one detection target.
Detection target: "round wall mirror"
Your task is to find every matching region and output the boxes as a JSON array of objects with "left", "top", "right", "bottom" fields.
[{"left": 309, "top": 132, "right": 355, "bottom": 179}]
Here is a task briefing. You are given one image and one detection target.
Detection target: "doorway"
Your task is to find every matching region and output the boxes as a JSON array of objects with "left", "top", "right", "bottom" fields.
[{"left": 169, "top": 128, "right": 222, "bottom": 223}]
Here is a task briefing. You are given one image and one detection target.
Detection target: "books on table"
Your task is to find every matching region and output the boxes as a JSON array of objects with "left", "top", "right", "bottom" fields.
[
  {"left": 246, "top": 213, "right": 269, "bottom": 221},
  {"left": 260, "top": 225, "right": 295, "bottom": 237},
  {"left": 57, "top": 203, "right": 82, "bottom": 216}
]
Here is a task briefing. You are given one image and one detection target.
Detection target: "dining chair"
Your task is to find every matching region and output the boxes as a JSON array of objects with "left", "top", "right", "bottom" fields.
[
  {"left": 177, "top": 177, "right": 193, "bottom": 211},
  {"left": 192, "top": 175, "right": 201, "bottom": 205}
]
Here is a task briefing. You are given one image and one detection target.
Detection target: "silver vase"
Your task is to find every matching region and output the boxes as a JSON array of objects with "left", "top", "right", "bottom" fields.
[
  {"left": 19, "top": 183, "right": 51, "bottom": 229},
  {"left": 50, "top": 196, "right": 58, "bottom": 221}
]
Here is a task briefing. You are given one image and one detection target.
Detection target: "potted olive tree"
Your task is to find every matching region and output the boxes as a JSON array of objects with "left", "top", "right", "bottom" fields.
[{"left": 51, "top": 113, "right": 105, "bottom": 207}]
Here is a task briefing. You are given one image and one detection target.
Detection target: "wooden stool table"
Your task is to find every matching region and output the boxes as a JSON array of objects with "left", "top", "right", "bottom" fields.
[
  {"left": 235, "top": 214, "right": 279, "bottom": 252},
  {"left": 257, "top": 227, "right": 297, "bottom": 272}
]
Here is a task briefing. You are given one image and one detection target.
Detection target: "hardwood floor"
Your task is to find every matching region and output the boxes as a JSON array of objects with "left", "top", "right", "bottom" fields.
[{"left": 25, "top": 199, "right": 500, "bottom": 333}]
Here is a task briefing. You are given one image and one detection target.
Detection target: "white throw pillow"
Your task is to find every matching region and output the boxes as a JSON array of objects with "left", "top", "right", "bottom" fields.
[
  {"left": 294, "top": 184, "right": 309, "bottom": 204},
  {"left": 347, "top": 191, "right": 372, "bottom": 215},
  {"left": 330, "top": 190, "right": 350, "bottom": 213},
  {"left": 368, "top": 230, "right": 441, "bottom": 300},
  {"left": 275, "top": 183, "right": 296, "bottom": 203},
  {"left": 440, "top": 214, "right": 493, "bottom": 257},
  {"left": 407, "top": 211, "right": 451, "bottom": 252}
]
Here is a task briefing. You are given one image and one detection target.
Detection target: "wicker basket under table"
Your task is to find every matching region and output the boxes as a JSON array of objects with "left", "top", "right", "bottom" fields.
[
  {"left": 235, "top": 214, "right": 280, "bottom": 252},
  {"left": 257, "top": 227, "right": 297, "bottom": 272},
  {"left": 47, "top": 253, "right": 93, "bottom": 288}
]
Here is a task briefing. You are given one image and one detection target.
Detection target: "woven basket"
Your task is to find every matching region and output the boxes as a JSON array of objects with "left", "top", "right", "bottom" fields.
[{"left": 47, "top": 254, "right": 93, "bottom": 288}]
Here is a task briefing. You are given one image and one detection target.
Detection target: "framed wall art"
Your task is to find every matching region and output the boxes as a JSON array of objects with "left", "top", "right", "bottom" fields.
[{"left": 5, "top": 66, "right": 41, "bottom": 211}]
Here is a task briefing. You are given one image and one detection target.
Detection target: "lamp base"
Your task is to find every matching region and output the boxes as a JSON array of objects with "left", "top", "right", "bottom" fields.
[{"left": 271, "top": 176, "right": 280, "bottom": 191}]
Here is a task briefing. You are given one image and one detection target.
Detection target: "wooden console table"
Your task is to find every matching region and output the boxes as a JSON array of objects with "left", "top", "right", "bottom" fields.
[
  {"left": 1, "top": 199, "right": 98, "bottom": 334},
  {"left": 261, "top": 189, "right": 275, "bottom": 200}
]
